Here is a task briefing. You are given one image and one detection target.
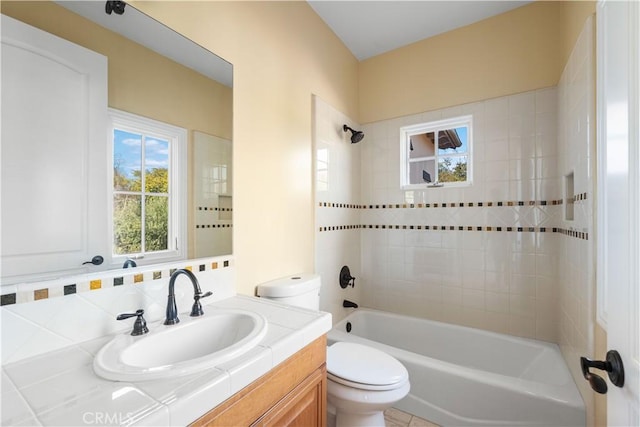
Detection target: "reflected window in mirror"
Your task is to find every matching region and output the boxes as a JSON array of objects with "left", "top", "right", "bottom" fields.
[
  {"left": 400, "top": 115, "right": 473, "bottom": 189},
  {"left": 109, "top": 109, "right": 187, "bottom": 266}
]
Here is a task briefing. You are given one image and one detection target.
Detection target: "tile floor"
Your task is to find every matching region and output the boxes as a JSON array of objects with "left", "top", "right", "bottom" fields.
[{"left": 384, "top": 408, "right": 440, "bottom": 427}]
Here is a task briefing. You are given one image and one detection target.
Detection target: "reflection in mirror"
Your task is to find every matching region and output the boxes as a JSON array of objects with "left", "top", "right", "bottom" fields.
[
  {"left": 193, "top": 131, "right": 233, "bottom": 257},
  {"left": 0, "top": 1, "right": 232, "bottom": 285}
]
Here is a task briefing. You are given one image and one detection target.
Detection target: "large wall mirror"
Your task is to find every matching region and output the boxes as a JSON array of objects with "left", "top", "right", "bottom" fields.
[{"left": 1, "top": 1, "right": 232, "bottom": 285}]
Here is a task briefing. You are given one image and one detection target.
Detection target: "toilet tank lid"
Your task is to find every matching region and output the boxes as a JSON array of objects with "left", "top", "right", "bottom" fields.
[{"left": 256, "top": 273, "right": 321, "bottom": 297}]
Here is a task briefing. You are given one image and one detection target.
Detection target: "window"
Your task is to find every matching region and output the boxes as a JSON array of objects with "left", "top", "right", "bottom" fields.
[
  {"left": 400, "top": 115, "right": 472, "bottom": 189},
  {"left": 108, "top": 109, "right": 186, "bottom": 266}
]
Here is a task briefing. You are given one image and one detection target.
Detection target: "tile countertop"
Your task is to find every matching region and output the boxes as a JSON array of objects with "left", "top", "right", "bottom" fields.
[{"left": 1, "top": 295, "right": 332, "bottom": 427}]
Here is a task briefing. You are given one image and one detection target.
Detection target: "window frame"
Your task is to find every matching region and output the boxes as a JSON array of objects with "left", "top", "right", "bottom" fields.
[
  {"left": 107, "top": 108, "right": 187, "bottom": 268},
  {"left": 400, "top": 115, "right": 473, "bottom": 189}
]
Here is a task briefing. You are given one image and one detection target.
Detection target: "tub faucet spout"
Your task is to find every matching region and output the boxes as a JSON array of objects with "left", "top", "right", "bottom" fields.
[
  {"left": 343, "top": 299, "right": 358, "bottom": 309},
  {"left": 164, "top": 269, "right": 212, "bottom": 325}
]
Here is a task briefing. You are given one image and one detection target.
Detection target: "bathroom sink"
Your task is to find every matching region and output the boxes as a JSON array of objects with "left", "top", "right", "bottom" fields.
[{"left": 93, "top": 309, "right": 268, "bottom": 381}]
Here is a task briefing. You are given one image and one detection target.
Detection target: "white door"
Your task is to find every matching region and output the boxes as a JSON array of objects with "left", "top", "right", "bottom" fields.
[
  {"left": 597, "top": 1, "right": 640, "bottom": 425},
  {"left": 1, "top": 15, "right": 108, "bottom": 283}
]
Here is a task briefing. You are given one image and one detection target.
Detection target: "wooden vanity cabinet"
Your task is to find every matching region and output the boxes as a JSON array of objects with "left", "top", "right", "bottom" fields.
[{"left": 191, "top": 336, "right": 327, "bottom": 427}]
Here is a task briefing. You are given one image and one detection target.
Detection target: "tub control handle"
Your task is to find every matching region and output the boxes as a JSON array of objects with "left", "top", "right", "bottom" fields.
[
  {"left": 580, "top": 350, "right": 624, "bottom": 394},
  {"left": 340, "top": 265, "right": 355, "bottom": 288}
]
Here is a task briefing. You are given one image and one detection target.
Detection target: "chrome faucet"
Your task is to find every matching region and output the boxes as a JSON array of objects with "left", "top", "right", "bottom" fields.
[{"left": 164, "top": 269, "right": 212, "bottom": 325}]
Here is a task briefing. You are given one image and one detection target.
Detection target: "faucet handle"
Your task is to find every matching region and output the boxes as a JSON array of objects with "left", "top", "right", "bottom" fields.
[
  {"left": 339, "top": 266, "right": 356, "bottom": 288},
  {"left": 190, "top": 291, "right": 213, "bottom": 317},
  {"left": 117, "top": 309, "right": 149, "bottom": 336}
]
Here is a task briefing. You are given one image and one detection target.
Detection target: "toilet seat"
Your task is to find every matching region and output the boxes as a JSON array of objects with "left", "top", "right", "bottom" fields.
[{"left": 327, "top": 342, "right": 409, "bottom": 391}]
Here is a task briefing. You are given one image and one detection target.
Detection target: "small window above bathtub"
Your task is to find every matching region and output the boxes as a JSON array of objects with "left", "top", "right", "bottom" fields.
[{"left": 400, "top": 115, "right": 472, "bottom": 189}]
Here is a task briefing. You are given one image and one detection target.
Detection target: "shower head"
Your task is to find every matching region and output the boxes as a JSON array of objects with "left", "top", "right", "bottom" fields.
[{"left": 343, "top": 124, "right": 364, "bottom": 144}]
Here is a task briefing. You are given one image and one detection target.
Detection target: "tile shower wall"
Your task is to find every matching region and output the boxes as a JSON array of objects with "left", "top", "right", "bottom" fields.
[
  {"left": 313, "top": 96, "right": 363, "bottom": 322},
  {"left": 356, "top": 88, "right": 561, "bottom": 341},
  {"left": 316, "top": 20, "right": 594, "bottom": 381},
  {"left": 556, "top": 16, "right": 596, "bottom": 423}
]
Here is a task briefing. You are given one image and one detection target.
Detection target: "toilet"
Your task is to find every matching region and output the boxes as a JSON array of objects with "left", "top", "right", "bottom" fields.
[{"left": 257, "top": 274, "right": 410, "bottom": 427}]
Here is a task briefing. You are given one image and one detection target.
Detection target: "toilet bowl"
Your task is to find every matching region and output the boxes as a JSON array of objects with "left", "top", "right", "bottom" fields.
[
  {"left": 256, "top": 274, "right": 410, "bottom": 427},
  {"left": 327, "top": 341, "right": 410, "bottom": 427}
]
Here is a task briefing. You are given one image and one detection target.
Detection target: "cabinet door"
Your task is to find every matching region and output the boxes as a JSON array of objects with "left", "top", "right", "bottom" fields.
[
  {"left": 190, "top": 337, "right": 327, "bottom": 427},
  {"left": 254, "top": 367, "right": 326, "bottom": 427},
  {"left": 1, "top": 15, "right": 108, "bottom": 283}
]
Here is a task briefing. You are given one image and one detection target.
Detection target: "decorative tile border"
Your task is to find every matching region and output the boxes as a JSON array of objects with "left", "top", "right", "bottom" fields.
[
  {"left": 318, "top": 194, "right": 590, "bottom": 242},
  {"left": 318, "top": 225, "right": 363, "bottom": 231},
  {"left": 319, "top": 224, "right": 589, "bottom": 240},
  {"left": 0, "top": 294, "right": 16, "bottom": 305},
  {"left": 195, "top": 205, "right": 233, "bottom": 230},
  {"left": 573, "top": 192, "right": 588, "bottom": 202},
  {"left": 319, "top": 198, "right": 566, "bottom": 209},
  {"left": 197, "top": 206, "right": 233, "bottom": 212},
  {"left": 555, "top": 227, "right": 589, "bottom": 240},
  {"left": 0, "top": 258, "right": 233, "bottom": 307},
  {"left": 320, "top": 224, "right": 548, "bottom": 233},
  {"left": 318, "top": 203, "right": 363, "bottom": 208}
]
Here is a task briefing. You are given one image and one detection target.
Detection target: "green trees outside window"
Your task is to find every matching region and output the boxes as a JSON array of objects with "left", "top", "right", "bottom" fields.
[{"left": 113, "top": 129, "right": 170, "bottom": 256}]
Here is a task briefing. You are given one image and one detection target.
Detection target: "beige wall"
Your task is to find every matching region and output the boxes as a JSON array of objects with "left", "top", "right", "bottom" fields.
[
  {"left": 358, "top": 1, "right": 596, "bottom": 125},
  {"left": 560, "top": 0, "right": 597, "bottom": 67},
  {"left": 129, "top": 1, "right": 359, "bottom": 295},
  {"left": 358, "top": 1, "right": 564, "bottom": 123}
]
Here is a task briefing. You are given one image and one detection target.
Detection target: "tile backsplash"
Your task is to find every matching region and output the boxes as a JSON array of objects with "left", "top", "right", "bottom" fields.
[{"left": 0, "top": 256, "right": 235, "bottom": 364}]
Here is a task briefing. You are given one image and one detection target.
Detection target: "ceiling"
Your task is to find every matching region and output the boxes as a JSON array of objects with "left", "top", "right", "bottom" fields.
[{"left": 308, "top": 1, "right": 533, "bottom": 61}]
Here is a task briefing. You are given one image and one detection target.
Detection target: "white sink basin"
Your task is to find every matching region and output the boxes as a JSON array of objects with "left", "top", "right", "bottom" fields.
[{"left": 93, "top": 309, "right": 268, "bottom": 381}]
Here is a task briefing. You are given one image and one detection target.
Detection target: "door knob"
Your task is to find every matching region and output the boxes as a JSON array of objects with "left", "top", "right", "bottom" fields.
[{"left": 580, "top": 350, "right": 625, "bottom": 394}]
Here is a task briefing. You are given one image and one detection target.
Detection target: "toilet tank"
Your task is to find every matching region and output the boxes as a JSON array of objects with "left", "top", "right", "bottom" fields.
[{"left": 256, "top": 273, "right": 321, "bottom": 310}]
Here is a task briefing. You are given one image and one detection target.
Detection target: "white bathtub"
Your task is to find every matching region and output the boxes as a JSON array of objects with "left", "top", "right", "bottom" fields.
[{"left": 327, "top": 309, "right": 585, "bottom": 427}]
